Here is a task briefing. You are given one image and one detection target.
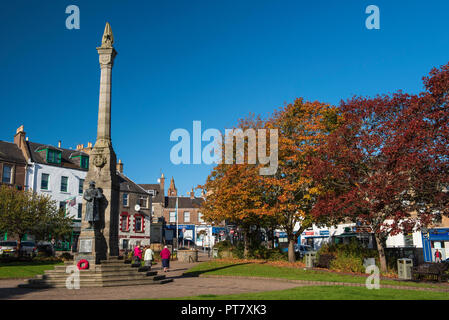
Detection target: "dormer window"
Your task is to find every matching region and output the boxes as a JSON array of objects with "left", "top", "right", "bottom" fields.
[
  {"left": 80, "top": 156, "right": 89, "bottom": 169},
  {"left": 36, "top": 146, "right": 62, "bottom": 165},
  {"left": 69, "top": 153, "right": 89, "bottom": 169},
  {"left": 45, "top": 149, "right": 62, "bottom": 164}
]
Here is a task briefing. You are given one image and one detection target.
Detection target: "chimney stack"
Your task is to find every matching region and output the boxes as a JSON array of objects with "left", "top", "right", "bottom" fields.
[
  {"left": 58, "top": 140, "right": 61, "bottom": 148},
  {"left": 159, "top": 173, "right": 165, "bottom": 197},
  {"left": 190, "top": 187, "right": 195, "bottom": 199},
  {"left": 116, "top": 159, "right": 124, "bottom": 173},
  {"left": 14, "top": 125, "right": 31, "bottom": 162},
  {"left": 14, "top": 125, "right": 26, "bottom": 148}
]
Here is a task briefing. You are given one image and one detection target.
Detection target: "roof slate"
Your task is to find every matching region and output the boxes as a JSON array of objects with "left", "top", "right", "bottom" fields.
[
  {"left": 0, "top": 141, "right": 27, "bottom": 164},
  {"left": 26, "top": 141, "right": 88, "bottom": 171}
]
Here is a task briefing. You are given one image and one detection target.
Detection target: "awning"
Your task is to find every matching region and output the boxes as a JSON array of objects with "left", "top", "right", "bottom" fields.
[
  {"left": 212, "top": 227, "right": 226, "bottom": 233},
  {"left": 334, "top": 232, "right": 358, "bottom": 238},
  {"left": 429, "top": 235, "right": 449, "bottom": 241},
  {"left": 165, "top": 224, "right": 195, "bottom": 230},
  {"left": 429, "top": 229, "right": 449, "bottom": 241}
]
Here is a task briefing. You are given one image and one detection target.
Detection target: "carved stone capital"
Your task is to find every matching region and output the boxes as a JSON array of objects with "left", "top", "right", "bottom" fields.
[
  {"left": 97, "top": 47, "right": 117, "bottom": 67},
  {"left": 92, "top": 153, "right": 107, "bottom": 168}
]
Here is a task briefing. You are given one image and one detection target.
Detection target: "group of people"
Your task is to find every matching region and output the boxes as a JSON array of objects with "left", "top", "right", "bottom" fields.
[{"left": 132, "top": 244, "right": 172, "bottom": 272}]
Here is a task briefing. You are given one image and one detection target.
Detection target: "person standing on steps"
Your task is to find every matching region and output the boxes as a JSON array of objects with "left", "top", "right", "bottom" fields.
[
  {"left": 144, "top": 246, "right": 154, "bottom": 270},
  {"left": 134, "top": 244, "right": 142, "bottom": 264},
  {"left": 160, "top": 246, "right": 171, "bottom": 272}
]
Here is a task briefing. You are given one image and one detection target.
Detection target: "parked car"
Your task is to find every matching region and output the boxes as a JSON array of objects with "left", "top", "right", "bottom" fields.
[
  {"left": 0, "top": 241, "right": 18, "bottom": 255},
  {"left": 294, "top": 244, "right": 313, "bottom": 258},
  {"left": 19, "top": 241, "right": 37, "bottom": 257}
]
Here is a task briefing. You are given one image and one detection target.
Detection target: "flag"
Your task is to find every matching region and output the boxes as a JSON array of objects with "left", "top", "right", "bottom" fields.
[{"left": 66, "top": 196, "right": 77, "bottom": 207}]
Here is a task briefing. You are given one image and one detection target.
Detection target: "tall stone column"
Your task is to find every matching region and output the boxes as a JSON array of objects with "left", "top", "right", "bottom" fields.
[{"left": 76, "top": 22, "right": 120, "bottom": 265}]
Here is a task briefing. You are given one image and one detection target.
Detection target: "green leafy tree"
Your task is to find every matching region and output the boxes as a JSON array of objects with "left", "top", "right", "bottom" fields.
[{"left": 0, "top": 185, "right": 73, "bottom": 253}]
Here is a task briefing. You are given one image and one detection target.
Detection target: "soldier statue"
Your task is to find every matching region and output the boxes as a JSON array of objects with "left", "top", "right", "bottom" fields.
[{"left": 83, "top": 181, "right": 103, "bottom": 229}]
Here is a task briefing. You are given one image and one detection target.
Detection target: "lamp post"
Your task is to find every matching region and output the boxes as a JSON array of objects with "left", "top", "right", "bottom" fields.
[
  {"left": 176, "top": 195, "right": 179, "bottom": 251},
  {"left": 148, "top": 192, "right": 155, "bottom": 245}
]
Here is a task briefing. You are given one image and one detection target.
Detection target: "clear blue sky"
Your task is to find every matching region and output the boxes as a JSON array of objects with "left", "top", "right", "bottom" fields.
[{"left": 1, "top": 0, "right": 449, "bottom": 196}]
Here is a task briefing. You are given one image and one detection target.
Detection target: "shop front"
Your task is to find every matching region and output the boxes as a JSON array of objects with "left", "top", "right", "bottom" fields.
[
  {"left": 301, "top": 230, "right": 330, "bottom": 251},
  {"left": 165, "top": 224, "right": 196, "bottom": 247},
  {"left": 212, "top": 227, "right": 227, "bottom": 243},
  {"left": 422, "top": 228, "right": 449, "bottom": 262}
]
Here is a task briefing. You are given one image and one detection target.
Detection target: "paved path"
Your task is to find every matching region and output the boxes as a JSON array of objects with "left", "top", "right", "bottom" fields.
[
  {"left": 0, "top": 254, "right": 301, "bottom": 300},
  {"left": 1, "top": 254, "right": 447, "bottom": 299}
]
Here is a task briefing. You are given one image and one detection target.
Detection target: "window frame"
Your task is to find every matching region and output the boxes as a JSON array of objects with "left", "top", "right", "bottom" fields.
[
  {"left": 41, "top": 173, "right": 50, "bottom": 190},
  {"left": 79, "top": 179, "right": 84, "bottom": 195},
  {"left": 120, "top": 212, "right": 130, "bottom": 232},
  {"left": 134, "top": 214, "right": 144, "bottom": 233},
  {"left": 77, "top": 203, "right": 83, "bottom": 219},
  {"left": 80, "top": 156, "right": 89, "bottom": 169},
  {"left": 122, "top": 193, "right": 129, "bottom": 207},
  {"left": 184, "top": 211, "right": 190, "bottom": 223},
  {"left": 60, "top": 176, "right": 68, "bottom": 193},
  {"left": 169, "top": 211, "right": 176, "bottom": 223},
  {"left": 59, "top": 201, "right": 67, "bottom": 214},
  {"left": 47, "top": 149, "right": 62, "bottom": 164},
  {"left": 138, "top": 196, "right": 148, "bottom": 208},
  {"left": 1, "top": 164, "right": 12, "bottom": 184}
]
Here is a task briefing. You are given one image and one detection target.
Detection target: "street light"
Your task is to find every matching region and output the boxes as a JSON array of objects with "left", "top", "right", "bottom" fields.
[
  {"left": 176, "top": 195, "right": 179, "bottom": 251},
  {"left": 148, "top": 191, "right": 156, "bottom": 245}
]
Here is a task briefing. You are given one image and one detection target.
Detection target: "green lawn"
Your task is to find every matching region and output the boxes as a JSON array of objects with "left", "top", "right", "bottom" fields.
[
  {"left": 164, "top": 285, "right": 449, "bottom": 300},
  {"left": 0, "top": 261, "right": 63, "bottom": 279},
  {"left": 184, "top": 260, "right": 449, "bottom": 289}
]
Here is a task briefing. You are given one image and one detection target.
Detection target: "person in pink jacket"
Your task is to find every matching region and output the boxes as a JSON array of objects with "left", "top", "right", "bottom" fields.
[
  {"left": 134, "top": 245, "right": 142, "bottom": 263},
  {"left": 160, "top": 246, "right": 171, "bottom": 272}
]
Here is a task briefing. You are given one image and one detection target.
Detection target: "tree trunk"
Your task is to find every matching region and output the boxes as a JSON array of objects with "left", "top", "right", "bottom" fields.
[
  {"left": 288, "top": 237, "right": 296, "bottom": 263},
  {"left": 243, "top": 229, "right": 249, "bottom": 259},
  {"left": 374, "top": 233, "right": 387, "bottom": 273},
  {"left": 17, "top": 234, "right": 23, "bottom": 258}
]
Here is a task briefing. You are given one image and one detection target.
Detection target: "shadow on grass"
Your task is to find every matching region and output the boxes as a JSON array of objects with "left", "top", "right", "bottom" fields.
[
  {"left": 182, "top": 262, "right": 251, "bottom": 278},
  {"left": 0, "top": 261, "right": 63, "bottom": 267}
]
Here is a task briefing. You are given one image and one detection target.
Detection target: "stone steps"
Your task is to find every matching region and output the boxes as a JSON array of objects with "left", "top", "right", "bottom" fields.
[
  {"left": 20, "top": 277, "right": 173, "bottom": 288},
  {"left": 36, "top": 273, "right": 164, "bottom": 282},
  {"left": 19, "top": 258, "right": 172, "bottom": 288}
]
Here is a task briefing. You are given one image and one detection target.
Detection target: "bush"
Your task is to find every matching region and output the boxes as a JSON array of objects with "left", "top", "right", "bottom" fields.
[
  {"left": 59, "top": 252, "right": 73, "bottom": 261},
  {"left": 266, "top": 249, "right": 288, "bottom": 261},
  {"left": 316, "top": 253, "right": 335, "bottom": 269},
  {"left": 317, "top": 242, "right": 379, "bottom": 273},
  {"left": 214, "top": 240, "right": 232, "bottom": 251},
  {"left": 33, "top": 256, "right": 63, "bottom": 263},
  {"left": 214, "top": 241, "right": 288, "bottom": 261}
]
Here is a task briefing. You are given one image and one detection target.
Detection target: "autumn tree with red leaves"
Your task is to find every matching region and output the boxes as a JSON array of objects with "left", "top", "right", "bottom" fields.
[{"left": 309, "top": 64, "right": 449, "bottom": 272}]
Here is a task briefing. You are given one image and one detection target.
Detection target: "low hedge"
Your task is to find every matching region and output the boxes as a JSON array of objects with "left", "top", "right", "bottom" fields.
[{"left": 317, "top": 242, "right": 379, "bottom": 273}]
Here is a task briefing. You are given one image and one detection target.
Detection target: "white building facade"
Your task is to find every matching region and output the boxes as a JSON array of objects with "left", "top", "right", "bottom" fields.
[{"left": 24, "top": 141, "right": 89, "bottom": 250}]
